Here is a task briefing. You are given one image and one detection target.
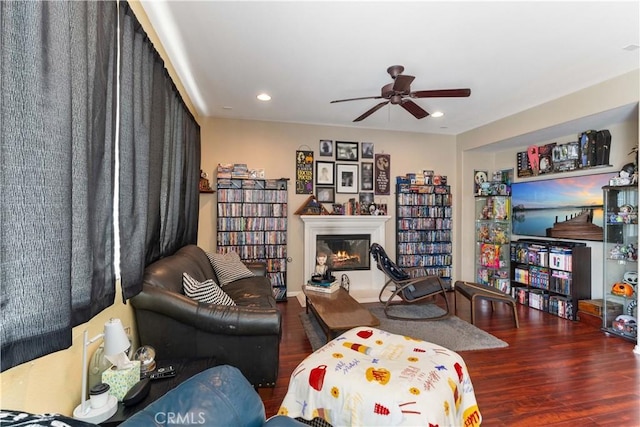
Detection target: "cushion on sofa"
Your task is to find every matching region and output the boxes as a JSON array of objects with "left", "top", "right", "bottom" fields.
[
  {"left": 206, "top": 251, "right": 255, "bottom": 287},
  {"left": 183, "top": 272, "right": 236, "bottom": 306}
]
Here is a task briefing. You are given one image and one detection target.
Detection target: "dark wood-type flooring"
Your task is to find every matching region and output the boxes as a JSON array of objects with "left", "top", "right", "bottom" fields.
[{"left": 261, "top": 293, "right": 640, "bottom": 426}]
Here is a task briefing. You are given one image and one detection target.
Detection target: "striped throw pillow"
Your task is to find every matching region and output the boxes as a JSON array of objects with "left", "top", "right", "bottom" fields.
[
  {"left": 206, "top": 251, "right": 255, "bottom": 287},
  {"left": 182, "top": 272, "right": 236, "bottom": 306}
]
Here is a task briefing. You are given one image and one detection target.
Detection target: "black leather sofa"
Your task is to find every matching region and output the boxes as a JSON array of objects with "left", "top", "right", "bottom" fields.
[{"left": 130, "top": 245, "right": 282, "bottom": 388}]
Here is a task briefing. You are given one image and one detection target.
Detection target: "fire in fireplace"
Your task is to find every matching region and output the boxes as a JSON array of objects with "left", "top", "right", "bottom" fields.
[{"left": 316, "top": 234, "right": 371, "bottom": 271}]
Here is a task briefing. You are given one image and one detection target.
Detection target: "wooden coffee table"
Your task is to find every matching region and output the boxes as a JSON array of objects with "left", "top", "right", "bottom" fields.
[{"left": 303, "top": 287, "right": 379, "bottom": 340}]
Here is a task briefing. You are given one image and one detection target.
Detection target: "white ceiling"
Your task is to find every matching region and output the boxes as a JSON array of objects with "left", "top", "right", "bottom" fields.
[{"left": 140, "top": 1, "right": 640, "bottom": 136}]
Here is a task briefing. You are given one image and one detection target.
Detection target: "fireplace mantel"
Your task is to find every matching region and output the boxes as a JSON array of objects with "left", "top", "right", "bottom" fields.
[{"left": 301, "top": 215, "right": 391, "bottom": 301}]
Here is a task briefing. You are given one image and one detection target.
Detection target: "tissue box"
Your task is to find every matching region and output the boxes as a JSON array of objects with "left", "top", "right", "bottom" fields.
[{"left": 101, "top": 361, "right": 141, "bottom": 401}]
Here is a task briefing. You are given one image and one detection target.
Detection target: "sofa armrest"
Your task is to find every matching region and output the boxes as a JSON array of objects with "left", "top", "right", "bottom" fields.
[{"left": 131, "top": 286, "right": 281, "bottom": 336}]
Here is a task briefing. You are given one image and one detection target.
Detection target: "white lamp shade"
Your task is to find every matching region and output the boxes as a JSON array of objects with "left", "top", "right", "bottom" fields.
[{"left": 103, "top": 318, "right": 129, "bottom": 357}]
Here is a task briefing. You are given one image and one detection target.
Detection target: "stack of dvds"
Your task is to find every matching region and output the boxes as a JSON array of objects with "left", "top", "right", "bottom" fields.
[
  {"left": 231, "top": 163, "right": 249, "bottom": 179},
  {"left": 305, "top": 279, "right": 340, "bottom": 294}
]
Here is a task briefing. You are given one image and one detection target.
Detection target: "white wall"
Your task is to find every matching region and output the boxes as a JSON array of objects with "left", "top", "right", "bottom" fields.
[{"left": 198, "top": 118, "right": 457, "bottom": 294}]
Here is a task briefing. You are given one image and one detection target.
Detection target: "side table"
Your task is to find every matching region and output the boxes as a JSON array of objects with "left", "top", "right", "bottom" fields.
[{"left": 100, "top": 357, "right": 217, "bottom": 426}]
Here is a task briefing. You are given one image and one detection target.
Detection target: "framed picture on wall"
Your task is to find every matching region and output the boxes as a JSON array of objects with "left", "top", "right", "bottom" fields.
[
  {"left": 361, "top": 162, "right": 373, "bottom": 191},
  {"left": 336, "top": 141, "right": 359, "bottom": 161},
  {"left": 336, "top": 163, "right": 358, "bottom": 193},
  {"left": 361, "top": 142, "right": 374, "bottom": 159},
  {"left": 315, "top": 161, "right": 334, "bottom": 186},
  {"left": 319, "top": 139, "right": 333, "bottom": 157},
  {"left": 316, "top": 186, "right": 335, "bottom": 203}
]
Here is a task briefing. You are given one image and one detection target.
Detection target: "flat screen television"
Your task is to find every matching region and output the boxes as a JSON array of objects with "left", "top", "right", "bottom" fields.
[{"left": 511, "top": 172, "right": 614, "bottom": 241}]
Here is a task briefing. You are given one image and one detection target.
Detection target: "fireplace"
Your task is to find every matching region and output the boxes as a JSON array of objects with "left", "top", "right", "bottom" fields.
[
  {"left": 302, "top": 215, "right": 391, "bottom": 301},
  {"left": 316, "top": 234, "right": 370, "bottom": 271}
]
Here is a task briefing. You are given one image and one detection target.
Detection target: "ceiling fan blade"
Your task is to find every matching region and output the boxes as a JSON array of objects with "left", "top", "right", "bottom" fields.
[
  {"left": 330, "top": 95, "right": 383, "bottom": 103},
  {"left": 401, "top": 100, "right": 429, "bottom": 119},
  {"left": 354, "top": 101, "right": 389, "bottom": 122},
  {"left": 392, "top": 74, "right": 415, "bottom": 93},
  {"left": 411, "top": 88, "right": 471, "bottom": 98}
]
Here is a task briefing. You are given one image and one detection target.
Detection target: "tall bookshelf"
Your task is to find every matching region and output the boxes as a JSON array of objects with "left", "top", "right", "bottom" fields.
[
  {"left": 510, "top": 239, "right": 591, "bottom": 320},
  {"left": 396, "top": 175, "right": 452, "bottom": 284},
  {"left": 216, "top": 178, "right": 288, "bottom": 301}
]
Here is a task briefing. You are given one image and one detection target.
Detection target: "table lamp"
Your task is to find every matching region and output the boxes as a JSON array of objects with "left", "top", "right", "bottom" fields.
[{"left": 73, "top": 318, "right": 131, "bottom": 424}]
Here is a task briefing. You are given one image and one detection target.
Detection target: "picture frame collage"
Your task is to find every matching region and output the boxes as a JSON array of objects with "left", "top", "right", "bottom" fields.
[{"left": 316, "top": 140, "right": 378, "bottom": 214}]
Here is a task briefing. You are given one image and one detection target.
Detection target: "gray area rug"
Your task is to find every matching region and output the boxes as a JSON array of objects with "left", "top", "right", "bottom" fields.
[{"left": 300, "top": 303, "right": 508, "bottom": 352}]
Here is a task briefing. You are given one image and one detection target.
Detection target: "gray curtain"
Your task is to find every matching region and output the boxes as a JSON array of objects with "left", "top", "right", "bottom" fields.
[
  {"left": 119, "top": 3, "right": 200, "bottom": 301},
  {"left": 0, "top": 1, "right": 117, "bottom": 371}
]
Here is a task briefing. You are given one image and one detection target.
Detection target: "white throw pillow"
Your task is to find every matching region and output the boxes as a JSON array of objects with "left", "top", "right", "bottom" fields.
[
  {"left": 206, "top": 251, "right": 255, "bottom": 287},
  {"left": 182, "top": 272, "right": 236, "bottom": 306}
]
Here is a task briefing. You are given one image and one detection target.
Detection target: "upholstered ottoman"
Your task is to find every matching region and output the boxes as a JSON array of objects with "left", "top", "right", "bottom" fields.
[{"left": 279, "top": 327, "right": 482, "bottom": 426}]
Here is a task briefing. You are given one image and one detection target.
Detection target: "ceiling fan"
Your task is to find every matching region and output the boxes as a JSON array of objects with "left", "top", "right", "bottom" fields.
[{"left": 330, "top": 65, "right": 471, "bottom": 122}]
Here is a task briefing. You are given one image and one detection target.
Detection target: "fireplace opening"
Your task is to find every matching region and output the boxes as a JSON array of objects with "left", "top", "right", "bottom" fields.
[{"left": 316, "top": 234, "right": 371, "bottom": 271}]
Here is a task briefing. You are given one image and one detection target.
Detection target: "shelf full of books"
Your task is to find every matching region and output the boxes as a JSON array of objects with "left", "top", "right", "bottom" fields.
[
  {"left": 510, "top": 239, "right": 591, "bottom": 320},
  {"left": 216, "top": 166, "right": 289, "bottom": 301},
  {"left": 396, "top": 172, "right": 452, "bottom": 284}
]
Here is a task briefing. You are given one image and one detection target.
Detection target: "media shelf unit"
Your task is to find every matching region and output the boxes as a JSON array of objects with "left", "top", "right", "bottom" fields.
[
  {"left": 216, "top": 178, "right": 288, "bottom": 301},
  {"left": 395, "top": 177, "right": 452, "bottom": 284},
  {"left": 475, "top": 195, "right": 511, "bottom": 292},
  {"left": 602, "top": 184, "right": 638, "bottom": 341},
  {"left": 510, "top": 239, "right": 591, "bottom": 320}
]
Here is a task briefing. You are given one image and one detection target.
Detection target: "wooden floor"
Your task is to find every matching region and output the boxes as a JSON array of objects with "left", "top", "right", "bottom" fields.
[{"left": 261, "top": 293, "right": 640, "bottom": 426}]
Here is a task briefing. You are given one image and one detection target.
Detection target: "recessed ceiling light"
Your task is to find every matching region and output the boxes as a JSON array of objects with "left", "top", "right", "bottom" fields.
[
  {"left": 257, "top": 93, "right": 271, "bottom": 101},
  {"left": 623, "top": 44, "right": 640, "bottom": 51},
  {"left": 431, "top": 111, "right": 444, "bottom": 118}
]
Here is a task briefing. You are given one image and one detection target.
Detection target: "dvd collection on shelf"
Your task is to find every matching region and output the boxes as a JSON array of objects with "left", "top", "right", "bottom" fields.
[
  {"left": 216, "top": 164, "right": 289, "bottom": 302},
  {"left": 510, "top": 239, "right": 590, "bottom": 320},
  {"left": 396, "top": 172, "right": 453, "bottom": 284}
]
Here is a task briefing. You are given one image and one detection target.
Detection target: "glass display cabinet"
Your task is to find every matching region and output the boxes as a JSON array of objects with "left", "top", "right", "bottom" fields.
[
  {"left": 602, "top": 184, "right": 638, "bottom": 341},
  {"left": 475, "top": 195, "right": 511, "bottom": 292}
]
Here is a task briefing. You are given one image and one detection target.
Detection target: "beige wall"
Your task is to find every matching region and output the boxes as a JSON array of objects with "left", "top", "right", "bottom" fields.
[
  {"left": 200, "top": 73, "right": 638, "bottom": 299},
  {"left": 2, "top": 1, "right": 638, "bottom": 417},
  {"left": 198, "top": 117, "right": 457, "bottom": 294},
  {"left": 0, "top": 285, "right": 137, "bottom": 416},
  {"left": 457, "top": 71, "right": 639, "bottom": 295}
]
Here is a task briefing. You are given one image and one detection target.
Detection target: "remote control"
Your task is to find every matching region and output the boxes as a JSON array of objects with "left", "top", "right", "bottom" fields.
[{"left": 144, "top": 365, "right": 176, "bottom": 380}]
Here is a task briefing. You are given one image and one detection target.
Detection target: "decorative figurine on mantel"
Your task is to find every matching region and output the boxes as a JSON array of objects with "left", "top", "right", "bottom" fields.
[
  {"left": 311, "top": 252, "right": 335, "bottom": 284},
  {"left": 199, "top": 169, "right": 213, "bottom": 192}
]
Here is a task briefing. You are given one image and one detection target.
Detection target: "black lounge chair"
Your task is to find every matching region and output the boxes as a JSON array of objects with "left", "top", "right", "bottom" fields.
[{"left": 370, "top": 243, "right": 451, "bottom": 321}]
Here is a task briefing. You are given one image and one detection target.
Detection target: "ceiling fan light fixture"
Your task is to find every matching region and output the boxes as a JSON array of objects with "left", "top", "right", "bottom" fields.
[
  {"left": 431, "top": 111, "right": 444, "bottom": 118},
  {"left": 257, "top": 93, "right": 271, "bottom": 101},
  {"left": 330, "top": 65, "right": 471, "bottom": 121}
]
